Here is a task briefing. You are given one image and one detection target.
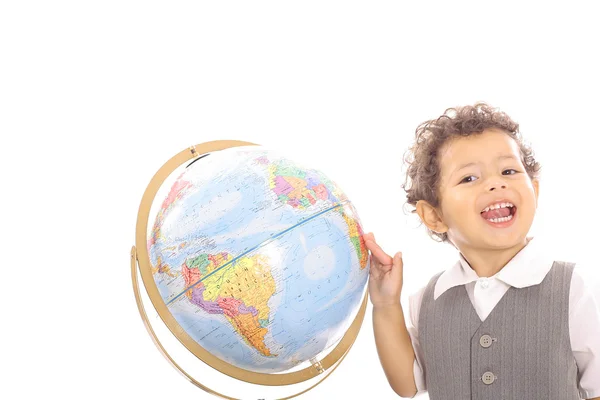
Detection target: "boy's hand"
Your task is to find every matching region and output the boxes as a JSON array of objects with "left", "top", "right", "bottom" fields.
[{"left": 364, "top": 232, "right": 404, "bottom": 308}]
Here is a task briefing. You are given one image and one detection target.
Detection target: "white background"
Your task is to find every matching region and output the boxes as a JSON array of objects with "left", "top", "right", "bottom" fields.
[{"left": 2, "top": 1, "right": 599, "bottom": 399}]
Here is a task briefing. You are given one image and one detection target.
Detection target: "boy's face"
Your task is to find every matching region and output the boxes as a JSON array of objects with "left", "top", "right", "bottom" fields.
[{"left": 430, "top": 129, "right": 539, "bottom": 250}]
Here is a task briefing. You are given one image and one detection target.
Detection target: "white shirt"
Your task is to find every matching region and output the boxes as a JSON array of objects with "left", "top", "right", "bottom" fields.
[{"left": 406, "top": 236, "right": 600, "bottom": 399}]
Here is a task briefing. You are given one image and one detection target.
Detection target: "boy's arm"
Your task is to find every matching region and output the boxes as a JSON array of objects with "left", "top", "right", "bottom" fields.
[{"left": 372, "top": 303, "right": 418, "bottom": 398}]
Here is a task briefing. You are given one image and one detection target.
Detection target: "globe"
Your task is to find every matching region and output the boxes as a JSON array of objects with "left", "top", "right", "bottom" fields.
[{"left": 132, "top": 141, "right": 370, "bottom": 397}]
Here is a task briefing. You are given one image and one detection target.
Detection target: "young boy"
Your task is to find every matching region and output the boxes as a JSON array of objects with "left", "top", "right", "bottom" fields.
[{"left": 365, "top": 103, "right": 600, "bottom": 399}]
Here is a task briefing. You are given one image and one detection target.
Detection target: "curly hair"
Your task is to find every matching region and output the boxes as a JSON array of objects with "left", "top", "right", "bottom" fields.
[{"left": 401, "top": 102, "right": 542, "bottom": 244}]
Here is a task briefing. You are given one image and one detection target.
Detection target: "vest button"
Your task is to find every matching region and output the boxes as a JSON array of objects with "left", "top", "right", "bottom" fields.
[
  {"left": 482, "top": 371, "right": 496, "bottom": 385},
  {"left": 480, "top": 334, "right": 493, "bottom": 348}
]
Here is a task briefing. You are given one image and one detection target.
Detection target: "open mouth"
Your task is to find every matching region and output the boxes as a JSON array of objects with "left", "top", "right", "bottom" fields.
[{"left": 480, "top": 204, "right": 517, "bottom": 224}]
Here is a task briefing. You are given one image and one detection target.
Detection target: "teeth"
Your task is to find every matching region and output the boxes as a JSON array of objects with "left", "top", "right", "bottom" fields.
[
  {"left": 482, "top": 202, "right": 514, "bottom": 213},
  {"left": 487, "top": 214, "right": 514, "bottom": 223}
]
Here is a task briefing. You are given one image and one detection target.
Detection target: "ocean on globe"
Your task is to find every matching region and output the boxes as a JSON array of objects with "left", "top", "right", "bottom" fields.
[{"left": 147, "top": 145, "right": 369, "bottom": 374}]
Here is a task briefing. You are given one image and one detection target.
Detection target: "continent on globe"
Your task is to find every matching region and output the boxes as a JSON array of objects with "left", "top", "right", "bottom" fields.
[
  {"left": 266, "top": 157, "right": 347, "bottom": 210},
  {"left": 337, "top": 207, "right": 369, "bottom": 270},
  {"left": 181, "top": 252, "right": 277, "bottom": 357}
]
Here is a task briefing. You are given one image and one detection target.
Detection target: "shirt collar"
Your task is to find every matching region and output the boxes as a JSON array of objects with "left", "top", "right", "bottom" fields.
[{"left": 434, "top": 236, "right": 555, "bottom": 300}]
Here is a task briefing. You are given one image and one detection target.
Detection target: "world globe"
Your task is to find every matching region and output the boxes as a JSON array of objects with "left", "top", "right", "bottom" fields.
[{"left": 132, "top": 141, "right": 370, "bottom": 399}]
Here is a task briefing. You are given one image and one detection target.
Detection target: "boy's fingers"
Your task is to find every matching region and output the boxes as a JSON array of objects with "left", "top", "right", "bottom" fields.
[
  {"left": 368, "top": 254, "right": 382, "bottom": 273},
  {"left": 369, "top": 263, "right": 380, "bottom": 279},
  {"left": 390, "top": 252, "right": 404, "bottom": 278},
  {"left": 369, "top": 256, "right": 388, "bottom": 272},
  {"left": 393, "top": 252, "right": 403, "bottom": 266},
  {"left": 369, "top": 259, "right": 391, "bottom": 278},
  {"left": 364, "top": 238, "right": 393, "bottom": 266},
  {"left": 363, "top": 232, "right": 376, "bottom": 245}
]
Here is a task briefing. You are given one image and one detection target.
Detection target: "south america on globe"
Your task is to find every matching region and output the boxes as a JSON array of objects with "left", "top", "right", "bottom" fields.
[{"left": 147, "top": 145, "right": 370, "bottom": 374}]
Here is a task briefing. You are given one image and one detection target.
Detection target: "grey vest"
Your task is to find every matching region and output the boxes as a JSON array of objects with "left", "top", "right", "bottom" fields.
[{"left": 418, "top": 261, "right": 581, "bottom": 400}]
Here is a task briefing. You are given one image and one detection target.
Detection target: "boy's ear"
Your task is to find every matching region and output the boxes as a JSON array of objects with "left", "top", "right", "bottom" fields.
[
  {"left": 416, "top": 200, "right": 448, "bottom": 234},
  {"left": 532, "top": 178, "right": 540, "bottom": 208}
]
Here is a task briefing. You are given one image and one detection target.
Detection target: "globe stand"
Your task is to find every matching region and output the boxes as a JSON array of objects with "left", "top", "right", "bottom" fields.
[{"left": 132, "top": 140, "right": 369, "bottom": 399}]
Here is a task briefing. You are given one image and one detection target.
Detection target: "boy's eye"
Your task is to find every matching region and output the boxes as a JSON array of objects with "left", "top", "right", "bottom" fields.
[
  {"left": 503, "top": 169, "right": 518, "bottom": 175},
  {"left": 460, "top": 176, "right": 476, "bottom": 184}
]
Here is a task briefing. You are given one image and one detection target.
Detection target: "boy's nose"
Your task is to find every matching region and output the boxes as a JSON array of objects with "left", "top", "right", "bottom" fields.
[{"left": 489, "top": 184, "right": 507, "bottom": 191}]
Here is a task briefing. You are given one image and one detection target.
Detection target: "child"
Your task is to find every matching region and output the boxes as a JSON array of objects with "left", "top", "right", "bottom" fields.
[{"left": 365, "top": 103, "right": 600, "bottom": 399}]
